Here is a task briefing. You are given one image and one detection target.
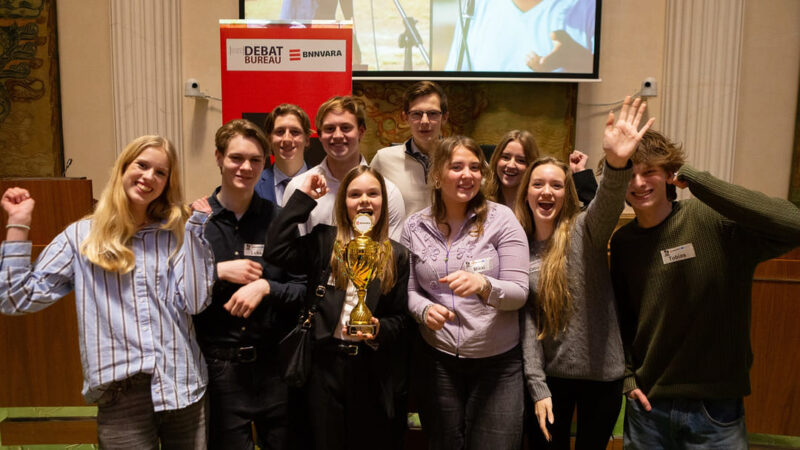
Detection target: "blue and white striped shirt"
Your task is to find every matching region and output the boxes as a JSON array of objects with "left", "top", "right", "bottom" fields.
[{"left": 0, "top": 212, "right": 215, "bottom": 412}]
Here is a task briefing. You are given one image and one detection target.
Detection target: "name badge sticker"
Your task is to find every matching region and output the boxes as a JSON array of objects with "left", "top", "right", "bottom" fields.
[
  {"left": 244, "top": 243, "right": 264, "bottom": 257},
  {"left": 464, "top": 257, "right": 494, "bottom": 274},
  {"left": 660, "top": 243, "right": 696, "bottom": 265}
]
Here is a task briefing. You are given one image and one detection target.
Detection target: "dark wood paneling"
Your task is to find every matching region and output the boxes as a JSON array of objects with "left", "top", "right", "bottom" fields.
[
  {"left": 0, "top": 420, "right": 97, "bottom": 445},
  {"left": 746, "top": 248, "right": 800, "bottom": 436},
  {"left": 0, "top": 179, "right": 93, "bottom": 407}
]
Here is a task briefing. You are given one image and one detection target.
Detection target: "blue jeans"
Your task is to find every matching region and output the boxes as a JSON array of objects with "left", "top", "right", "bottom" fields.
[
  {"left": 623, "top": 397, "right": 747, "bottom": 450},
  {"left": 96, "top": 373, "right": 207, "bottom": 449},
  {"left": 419, "top": 344, "right": 524, "bottom": 450}
]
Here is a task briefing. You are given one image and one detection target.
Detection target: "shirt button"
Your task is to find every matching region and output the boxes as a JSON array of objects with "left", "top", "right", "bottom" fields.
[
  {"left": 234, "top": 251, "right": 239, "bottom": 256},
  {"left": 235, "top": 226, "right": 239, "bottom": 231},
  {"left": 241, "top": 326, "right": 246, "bottom": 332}
]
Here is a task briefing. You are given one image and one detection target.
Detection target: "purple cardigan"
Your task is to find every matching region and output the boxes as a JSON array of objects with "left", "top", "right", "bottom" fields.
[{"left": 401, "top": 201, "right": 529, "bottom": 358}]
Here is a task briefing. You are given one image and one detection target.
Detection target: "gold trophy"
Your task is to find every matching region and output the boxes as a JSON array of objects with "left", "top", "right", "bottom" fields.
[{"left": 338, "top": 213, "right": 386, "bottom": 336}]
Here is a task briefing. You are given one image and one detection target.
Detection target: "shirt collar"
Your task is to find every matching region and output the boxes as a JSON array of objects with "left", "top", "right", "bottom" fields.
[
  {"left": 273, "top": 162, "right": 308, "bottom": 187},
  {"left": 209, "top": 186, "right": 264, "bottom": 218},
  {"left": 405, "top": 139, "right": 431, "bottom": 173},
  {"left": 319, "top": 155, "right": 368, "bottom": 182}
]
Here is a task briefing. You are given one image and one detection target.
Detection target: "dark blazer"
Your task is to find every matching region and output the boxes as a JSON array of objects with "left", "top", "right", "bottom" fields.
[
  {"left": 265, "top": 190, "right": 412, "bottom": 418},
  {"left": 254, "top": 166, "right": 277, "bottom": 204}
]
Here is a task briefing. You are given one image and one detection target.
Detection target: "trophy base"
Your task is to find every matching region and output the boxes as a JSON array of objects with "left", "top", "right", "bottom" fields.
[{"left": 347, "top": 322, "right": 376, "bottom": 336}]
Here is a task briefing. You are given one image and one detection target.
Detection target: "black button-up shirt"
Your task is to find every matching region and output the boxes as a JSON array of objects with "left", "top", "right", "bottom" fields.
[{"left": 193, "top": 189, "right": 306, "bottom": 349}]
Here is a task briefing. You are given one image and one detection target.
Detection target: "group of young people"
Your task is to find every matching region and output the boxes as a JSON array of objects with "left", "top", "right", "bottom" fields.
[{"left": 1, "top": 80, "right": 798, "bottom": 450}]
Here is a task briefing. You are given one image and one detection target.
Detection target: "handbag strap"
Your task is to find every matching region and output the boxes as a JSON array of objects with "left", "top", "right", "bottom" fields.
[
  {"left": 308, "top": 244, "right": 335, "bottom": 314},
  {"left": 310, "top": 264, "right": 332, "bottom": 313}
]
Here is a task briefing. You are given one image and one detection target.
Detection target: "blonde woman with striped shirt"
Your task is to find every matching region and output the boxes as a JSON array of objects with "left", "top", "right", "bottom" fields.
[{"left": 0, "top": 135, "right": 215, "bottom": 449}]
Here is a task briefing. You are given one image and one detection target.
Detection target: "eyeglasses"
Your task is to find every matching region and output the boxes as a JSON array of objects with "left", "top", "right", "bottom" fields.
[{"left": 407, "top": 110, "right": 443, "bottom": 122}]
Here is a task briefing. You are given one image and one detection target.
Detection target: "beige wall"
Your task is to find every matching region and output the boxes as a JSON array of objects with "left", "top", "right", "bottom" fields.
[
  {"left": 57, "top": 0, "right": 116, "bottom": 199},
  {"left": 575, "top": 0, "right": 800, "bottom": 199},
  {"left": 734, "top": 0, "right": 800, "bottom": 197},
  {"left": 574, "top": 0, "right": 666, "bottom": 173},
  {"left": 180, "top": 1, "right": 237, "bottom": 201},
  {"left": 57, "top": 0, "right": 799, "bottom": 201}
]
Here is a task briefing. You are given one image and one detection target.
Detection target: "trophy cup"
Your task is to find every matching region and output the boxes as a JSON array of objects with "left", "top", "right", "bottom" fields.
[{"left": 339, "top": 213, "right": 384, "bottom": 336}]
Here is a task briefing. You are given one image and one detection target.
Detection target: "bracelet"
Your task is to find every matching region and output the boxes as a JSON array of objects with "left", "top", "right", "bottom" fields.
[
  {"left": 479, "top": 274, "right": 492, "bottom": 298},
  {"left": 421, "top": 304, "right": 434, "bottom": 324},
  {"left": 6, "top": 223, "right": 30, "bottom": 230}
]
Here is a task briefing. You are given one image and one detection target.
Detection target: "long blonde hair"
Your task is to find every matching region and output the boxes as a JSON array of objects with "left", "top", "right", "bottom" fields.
[
  {"left": 514, "top": 157, "right": 580, "bottom": 339},
  {"left": 429, "top": 135, "right": 489, "bottom": 238},
  {"left": 329, "top": 166, "right": 396, "bottom": 294},
  {"left": 485, "top": 130, "right": 539, "bottom": 205},
  {"left": 81, "top": 135, "right": 187, "bottom": 273}
]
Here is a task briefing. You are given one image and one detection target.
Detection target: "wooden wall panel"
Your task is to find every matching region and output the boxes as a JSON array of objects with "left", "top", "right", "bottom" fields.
[
  {"left": 0, "top": 420, "right": 97, "bottom": 445},
  {"left": 746, "top": 248, "right": 800, "bottom": 435},
  {"left": 0, "top": 179, "right": 93, "bottom": 407}
]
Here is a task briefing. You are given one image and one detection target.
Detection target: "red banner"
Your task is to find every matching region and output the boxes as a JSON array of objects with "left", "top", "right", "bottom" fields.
[{"left": 220, "top": 21, "right": 353, "bottom": 130}]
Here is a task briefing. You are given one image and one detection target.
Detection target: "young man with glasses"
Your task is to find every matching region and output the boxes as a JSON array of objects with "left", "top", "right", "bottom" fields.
[{"left": 371, "top": 81, "right": 449, "bottom": 216}]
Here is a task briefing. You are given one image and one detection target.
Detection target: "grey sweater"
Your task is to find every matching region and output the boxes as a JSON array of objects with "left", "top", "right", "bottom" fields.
[{"left": 522, "top": 163, "right": 630, "bottom": 402}]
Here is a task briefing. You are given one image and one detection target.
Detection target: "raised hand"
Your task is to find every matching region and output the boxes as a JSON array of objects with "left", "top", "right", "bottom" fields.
[
  {"left": 569, "top": 150, "right": 589, "bottom": 173},
  {"left": 300, "top": 173, "right": 328, "bottom": 200},
  {"left": 2, "top": 188, "right": 35, "bottom": 241},
  {"left": 217, "top": 259, "right": 263, "bottom": 285},
  {"left": 602, "top": 96, "right": 655, "bottom": 168},
  {"left": 2, "top": 187, "right": 35, "bottom": 225},
  {"left": 424, "top": 303, "right": 456, "bottom": 331},
  {"left": 224, "top": 278, "right": 270, "bottom": 318},
  {"left": 669, "top": 172, "right": 689, "bottom": 190}
]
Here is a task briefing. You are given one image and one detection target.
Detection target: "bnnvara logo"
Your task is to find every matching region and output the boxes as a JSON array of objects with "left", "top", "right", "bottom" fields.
[
  {"left": 284, "top": 48, "right": 343, "bottom": 62},
  {"left": 227, "top": 39, "right": 347, "bottom": 72},
  {"left": 301, "top": 49, "right": 343, "bottom": 58}
]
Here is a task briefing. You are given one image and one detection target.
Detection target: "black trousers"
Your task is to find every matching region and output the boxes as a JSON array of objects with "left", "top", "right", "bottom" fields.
[
  {"left": 306, "top": 340, "right": 405, "bottom": 450},
  {"left": 527, "top": 376, "right": 624, "bottom": 450},
  {"left": 205, "top": 352, "right": 289, "bottom": 450}
]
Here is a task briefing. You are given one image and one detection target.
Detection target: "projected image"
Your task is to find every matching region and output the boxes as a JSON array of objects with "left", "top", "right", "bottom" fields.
[
  {"left": 244, "top": 0, "right": 598, "bottom": 78},
  {"left": 446, "top": 0, "right": 595, "bottom": 73}
]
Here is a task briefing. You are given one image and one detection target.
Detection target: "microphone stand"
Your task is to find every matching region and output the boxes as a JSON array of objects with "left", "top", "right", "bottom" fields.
[
  {"left": 393, "top": 0, "right": 430, "bottom": 70},
  {"left": 456, "top": 0, "right": 475, "bottom": 71}
]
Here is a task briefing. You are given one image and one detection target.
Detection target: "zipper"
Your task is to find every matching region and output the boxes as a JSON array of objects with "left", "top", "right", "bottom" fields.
[{"left": 427, "top": 215, "right": 474, "bottom": 358}]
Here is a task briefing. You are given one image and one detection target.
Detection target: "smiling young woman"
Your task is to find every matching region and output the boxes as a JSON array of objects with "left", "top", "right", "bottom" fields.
[
  {"left": 513, "top": 96, "right": 654, "bottom": 449},
  {"left": 401, "top": 135, "right": 530, "bottom": 449},
  {"left": 485, "top": 130, "right": 540, "bottom": 210},
  {"left": 264, "top": 165, "right": 412, "bottom": 450},
  {"left": 0, "top": 135, "right": 215, "bottom": 447}
]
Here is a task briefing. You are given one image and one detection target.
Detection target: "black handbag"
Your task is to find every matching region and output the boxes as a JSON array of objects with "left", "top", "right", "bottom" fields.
[{"left": 278, "top": 265, "right": 330, "bottom": 387}]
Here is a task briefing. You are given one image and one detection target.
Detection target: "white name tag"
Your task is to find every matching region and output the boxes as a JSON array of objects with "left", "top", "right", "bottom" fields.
[
  {"left": 529, "top": 259, "right": 541, "bottom": 273},
  {"left": 660, "top": 243, "right": 696, "bottom": 264},
  {"left": 464, "top": 257, "right": 493, "bottom": 274},
  {"left": 243, "top": 243, "right": 264, "bottom": 257}
]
